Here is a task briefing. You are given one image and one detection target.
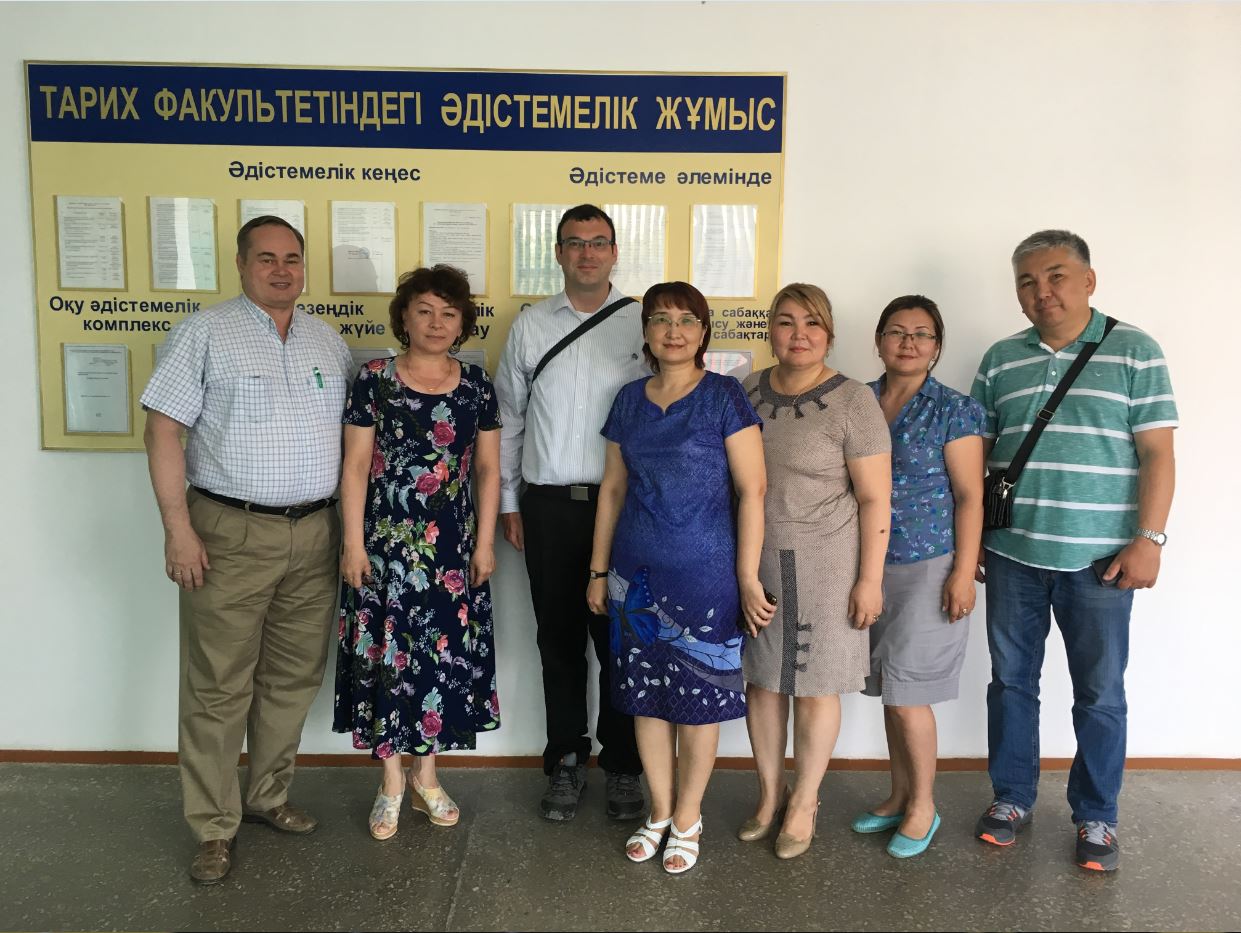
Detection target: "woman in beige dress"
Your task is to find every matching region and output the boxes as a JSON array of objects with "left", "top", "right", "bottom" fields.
[{"left": 739, "top": 283, "right": 892, "bottom": 859}]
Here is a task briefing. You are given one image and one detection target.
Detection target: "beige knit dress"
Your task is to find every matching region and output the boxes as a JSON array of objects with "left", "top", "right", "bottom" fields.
[{"left": 742, "top": 369, "right": 891, "bottom": 697}]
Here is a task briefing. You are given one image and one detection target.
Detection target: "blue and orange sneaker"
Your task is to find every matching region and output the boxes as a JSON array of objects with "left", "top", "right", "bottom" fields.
[
  {"left": 975, "top": 800, "right": 1031, "bottom": 846},
  {"left": 1076, "top": 820, "right": 1120, "bottom": 871}
]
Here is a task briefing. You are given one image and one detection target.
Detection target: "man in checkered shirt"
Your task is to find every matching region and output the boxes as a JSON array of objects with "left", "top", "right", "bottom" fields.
[{"left": 141, "top": 216, "right": 354, "bottom": 885}]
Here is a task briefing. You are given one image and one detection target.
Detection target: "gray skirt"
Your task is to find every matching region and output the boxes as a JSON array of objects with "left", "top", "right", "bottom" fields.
[{"left": 863, "top": 552, "right": 970, "bottom": 706}]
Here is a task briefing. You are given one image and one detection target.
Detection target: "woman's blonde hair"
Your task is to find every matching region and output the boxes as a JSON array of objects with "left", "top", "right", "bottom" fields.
[{"left": 767, "top": 283, "right": 835, "bottom": 344}]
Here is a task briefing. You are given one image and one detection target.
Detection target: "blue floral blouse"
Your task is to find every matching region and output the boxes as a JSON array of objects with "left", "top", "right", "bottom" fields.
[{"left": 868, "top": 375, "right": 985, "bottom": 565}]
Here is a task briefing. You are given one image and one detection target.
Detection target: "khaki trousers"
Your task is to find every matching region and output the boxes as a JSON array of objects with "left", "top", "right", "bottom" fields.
[{"left": 178, "top": 488, "right": 340, "bottom": 842}]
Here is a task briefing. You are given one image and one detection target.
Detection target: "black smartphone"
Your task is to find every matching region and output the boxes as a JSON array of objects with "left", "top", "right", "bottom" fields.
[
  {"left": 763, "top": 589, "right": 778, "bottom": 607},
  {"left": 1091, "top": 554, "right": 1122, "bottom": 588}
]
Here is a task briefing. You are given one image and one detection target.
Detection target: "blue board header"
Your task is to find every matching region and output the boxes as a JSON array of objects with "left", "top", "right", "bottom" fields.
[{"left": 28, "top": 63, "right": 784, "bottom": 154}]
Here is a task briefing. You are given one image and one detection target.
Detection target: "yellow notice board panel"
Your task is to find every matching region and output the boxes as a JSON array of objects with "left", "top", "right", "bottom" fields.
[{"left": 27, "top": 62, "right": 786, "bottom": 450}]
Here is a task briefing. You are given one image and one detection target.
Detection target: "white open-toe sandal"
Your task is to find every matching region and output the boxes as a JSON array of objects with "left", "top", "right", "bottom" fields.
[
  {"left": 625, "top": 814, "right": 672, "bottom": 863},
  {"left": 663, "top": 816, "right": 703, "bottom": 874}
]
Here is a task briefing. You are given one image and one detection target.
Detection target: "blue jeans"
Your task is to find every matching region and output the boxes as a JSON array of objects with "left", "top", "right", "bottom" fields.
[{"left": 984, "top": 550, "right": 1134, "bottom": 823}]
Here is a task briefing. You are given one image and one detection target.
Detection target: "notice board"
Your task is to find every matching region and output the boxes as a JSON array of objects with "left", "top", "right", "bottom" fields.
[{"left": 26, "top": 62, "right": 786, "bottom": 450}]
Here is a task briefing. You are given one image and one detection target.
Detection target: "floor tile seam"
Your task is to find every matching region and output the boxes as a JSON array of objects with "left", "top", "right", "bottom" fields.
[{"left": 442, "top": 815, "right": 478, "bottom": 932}]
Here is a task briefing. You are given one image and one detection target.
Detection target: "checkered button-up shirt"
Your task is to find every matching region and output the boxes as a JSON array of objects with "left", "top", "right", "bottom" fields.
[{"left": 141, "top": 294, "right": 355, "bottom": 506}]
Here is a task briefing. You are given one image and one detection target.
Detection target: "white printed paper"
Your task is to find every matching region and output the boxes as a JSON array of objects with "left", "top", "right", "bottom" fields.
[
  {"left": 603, "top": 203, "right": 666, "bottom": 298},
  {"left": 692, "top": 203, "right": 757, "bottom": 298},
  {"left": 331, "top": 200, "right": 396, "bottom": 294},
  {"left": 239, "top": 199, "right": 306, "bottom": 234},
  {"left": 64, "top": 343, "right": 130, "bottom": 434},
  {"left": 56, "top": 195, "right": 126, "bottom": 289},
  {"left": 511, "top": 203, "right": 573, "bottom": 297},
  {"left": 704, "top": 350, "right": 753, "bottom": 380},
  {"left": 423, "top": 202, "right": 488, "bottom": 295},
  {"left": 149, "top": 197, "right": 217, "bottom": 291}
]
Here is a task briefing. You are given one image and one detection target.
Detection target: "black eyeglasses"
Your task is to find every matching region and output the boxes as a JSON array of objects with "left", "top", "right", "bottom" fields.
[{"left": 558, "top": 237, "right": 615, "bottom": 251}]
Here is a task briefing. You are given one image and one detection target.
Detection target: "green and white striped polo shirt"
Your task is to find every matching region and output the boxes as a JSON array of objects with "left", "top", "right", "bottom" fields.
[{"left": 971, "top": 308, "right": 1177, "bottom": 571}]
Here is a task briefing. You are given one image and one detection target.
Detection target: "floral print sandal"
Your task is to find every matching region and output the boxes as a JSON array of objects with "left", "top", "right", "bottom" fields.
[
  {"left": 408, "top": 773, "right": 460, "bottom": 826},
  {"left": 368, "top": 787, "right": 404, "bottom": 840}
]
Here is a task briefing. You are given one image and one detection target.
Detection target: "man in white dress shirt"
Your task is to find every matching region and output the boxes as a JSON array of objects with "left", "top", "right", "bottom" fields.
[
  {"left": 495, "top": 205, "right": 647, "bottom": 821},
  {"left": 142, "top": 216, "right": 354, "bottom": 884}
]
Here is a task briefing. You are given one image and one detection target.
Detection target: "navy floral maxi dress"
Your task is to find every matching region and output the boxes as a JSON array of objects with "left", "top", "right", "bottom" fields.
[{"left": 334, "top": 358, "right": 501, "bottom": 759}]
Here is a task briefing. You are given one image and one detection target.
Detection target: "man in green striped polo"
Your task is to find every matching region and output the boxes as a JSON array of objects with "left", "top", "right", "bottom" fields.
[{"left": 970, "top": 230, "right": 1177, "bottom": 872}]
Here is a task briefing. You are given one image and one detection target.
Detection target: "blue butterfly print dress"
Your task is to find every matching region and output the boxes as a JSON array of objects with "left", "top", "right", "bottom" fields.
[{"left": 600, "top": 371, "right": 762, "bottom": 725}]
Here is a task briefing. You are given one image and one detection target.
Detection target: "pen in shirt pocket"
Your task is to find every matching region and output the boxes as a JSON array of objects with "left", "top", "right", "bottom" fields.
[{"left": 312, "top": 366, "right": 324, "bottom": 389}]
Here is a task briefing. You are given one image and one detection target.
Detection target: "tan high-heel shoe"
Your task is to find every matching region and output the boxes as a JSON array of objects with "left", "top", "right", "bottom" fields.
[
  {"left": 408, "top": 772, "right": 460, "bottom": 827},
  {"left": 774, "top": 801, "right": 820, "bottom": 860},
  {"left": 737, "top": 786, "right": 791, "bottom": 842}
]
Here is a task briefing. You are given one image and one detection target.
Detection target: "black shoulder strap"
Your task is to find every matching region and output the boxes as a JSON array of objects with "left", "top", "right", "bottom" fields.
[
  {"left": 1002, "top": 316, "right": 1119, "bottom": 484},
  {"left": 530, "top": 297, "right": 636, "bottom": 385}
]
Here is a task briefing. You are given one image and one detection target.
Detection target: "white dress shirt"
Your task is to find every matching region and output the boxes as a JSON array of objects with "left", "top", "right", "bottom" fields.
[
  {"left": 495, "top": 286, "right": 648, "bottom": 513},
  {"left": 140, "top": 294, "right": 355, "bottom": 506}
]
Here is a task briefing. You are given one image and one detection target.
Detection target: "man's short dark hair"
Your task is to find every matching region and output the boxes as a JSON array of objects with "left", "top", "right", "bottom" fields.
[
  {"left": 237, "top": 215, "right": 305, "bottom": 258},
  {"left": 556, "top": 204, "right": 616, "bottom": 244},
  {"left": 1011, "top": 229, "right": 1090, "bottom": 269}
]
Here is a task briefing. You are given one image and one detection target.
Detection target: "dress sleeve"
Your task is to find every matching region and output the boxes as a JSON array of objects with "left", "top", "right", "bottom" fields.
[
  {"left": 343, "top": 361, "right": 381, "bottom": 427},
  {"left": 473, "top": 366, "right": 502, "bottom": 431},
  {"left": 843, "top": 383, "right": 892, "bottom": 460},
  {"left": 970, "top": 352, "right": 997, "bottom": 439},
  {"left": 943, "top": 392, "right": 987, "bottom": 444},
  {"left": 601, "top": 382, "right": 632, "bottom": 444},
  {"left": 718, "top": 373, "right": 763, "bottom": 438}
]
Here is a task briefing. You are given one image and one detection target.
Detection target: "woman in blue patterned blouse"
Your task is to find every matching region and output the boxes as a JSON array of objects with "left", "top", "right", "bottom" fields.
[{"left": 853, "top": 295, "right": 986, "bottom": 858}]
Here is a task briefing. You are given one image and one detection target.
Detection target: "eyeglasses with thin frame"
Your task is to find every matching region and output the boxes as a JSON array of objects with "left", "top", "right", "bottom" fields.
[
  {"left": 880, "top": 329, "right": 938, "bottom": 344},
  {"left": 647, "top": 313, "right": 703, "bottom": 330},
  {"left": 558, "top": 236, "right": 615, "bottom": 252}
]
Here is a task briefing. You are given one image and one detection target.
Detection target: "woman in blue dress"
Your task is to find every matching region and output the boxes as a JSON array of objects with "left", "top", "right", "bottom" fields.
[
  {"left": 335, "top": 265, "right": 501, "bottom": 841},
  {"left": 586, "top": 281, "right": 773, "bottom": 874}
]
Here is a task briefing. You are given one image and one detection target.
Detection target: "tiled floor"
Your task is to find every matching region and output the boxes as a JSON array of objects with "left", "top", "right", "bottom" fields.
[{"left": 1, "top": 763, "right": 1237, "bottom": 931}]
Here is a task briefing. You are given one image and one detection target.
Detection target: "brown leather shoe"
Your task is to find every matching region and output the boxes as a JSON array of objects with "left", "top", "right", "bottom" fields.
[
  {"left": 189, "top": 838, "right": 233, "bottom": 885},
  {"left": 242, "top": 802, "right": 318, "bottom": 835}
]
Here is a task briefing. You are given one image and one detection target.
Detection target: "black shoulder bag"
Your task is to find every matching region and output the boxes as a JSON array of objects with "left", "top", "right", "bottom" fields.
[
  {"left": 529, "top": 297, "right": 636, "bottom": 386},
  {"left": 983, "top": 317, "right": 1118, "bottom": 529}
]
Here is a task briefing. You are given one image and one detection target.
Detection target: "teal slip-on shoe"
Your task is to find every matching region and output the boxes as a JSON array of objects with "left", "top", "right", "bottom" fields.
[
  {"left": 886, "top": 812, "right": 941, "bottom": 859},
  {"left": 850, "top": 811, "right": 905, "bottom": 834}
]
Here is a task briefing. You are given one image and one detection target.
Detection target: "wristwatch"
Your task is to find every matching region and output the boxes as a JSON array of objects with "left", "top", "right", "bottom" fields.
[
  {"left": 588, "top": 569, "right": 609, "bottom": 580},
  {"left": 1135, "top": 528, "right": 1167, "bottom": 546}
]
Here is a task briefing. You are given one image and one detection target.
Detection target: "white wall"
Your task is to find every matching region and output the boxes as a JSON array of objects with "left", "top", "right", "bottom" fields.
[{"left": 1, "top": 1, "right": 1236, "bottom": 760}]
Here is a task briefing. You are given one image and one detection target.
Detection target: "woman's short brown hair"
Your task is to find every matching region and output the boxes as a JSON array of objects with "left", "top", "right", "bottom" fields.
[
  {"left": 388, "top": 265, "right": 476, "bottom": 351},
  {"left": 640, "top": 281, "right": 712, "bottom": 372}
]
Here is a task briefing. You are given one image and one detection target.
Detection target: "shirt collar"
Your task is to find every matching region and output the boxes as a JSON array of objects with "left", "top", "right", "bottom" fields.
[
  {"left": 552, "top": 285, "right": 630, "bottom": 317},
  {"left": 1024, "top": 307, "right": 1104, "bottom": 349},
  {"left": 868, "top": 374, "right": 943, "bottom": 401},
  {"left": 240, "top": 293, "right": 301, "bottom": 338}
]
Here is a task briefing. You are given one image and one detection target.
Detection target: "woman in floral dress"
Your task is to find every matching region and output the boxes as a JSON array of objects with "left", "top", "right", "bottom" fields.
[{"left": 334, "top": 265, "right": 501, "bottom": 840}]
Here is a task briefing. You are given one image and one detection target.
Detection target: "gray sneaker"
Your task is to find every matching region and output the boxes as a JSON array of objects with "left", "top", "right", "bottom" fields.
[
  {"left": 605, "top": 771, "right": 644, "bottom": 821},
  {"left": 1076, "top": 820, "right": 1120, "bottom": 872},
  {"left": 976, "top": 800, "right": 1032, "bottom": 846},
  {"left": 540, "top": 762, "right": 586, "bottom": 821}
]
